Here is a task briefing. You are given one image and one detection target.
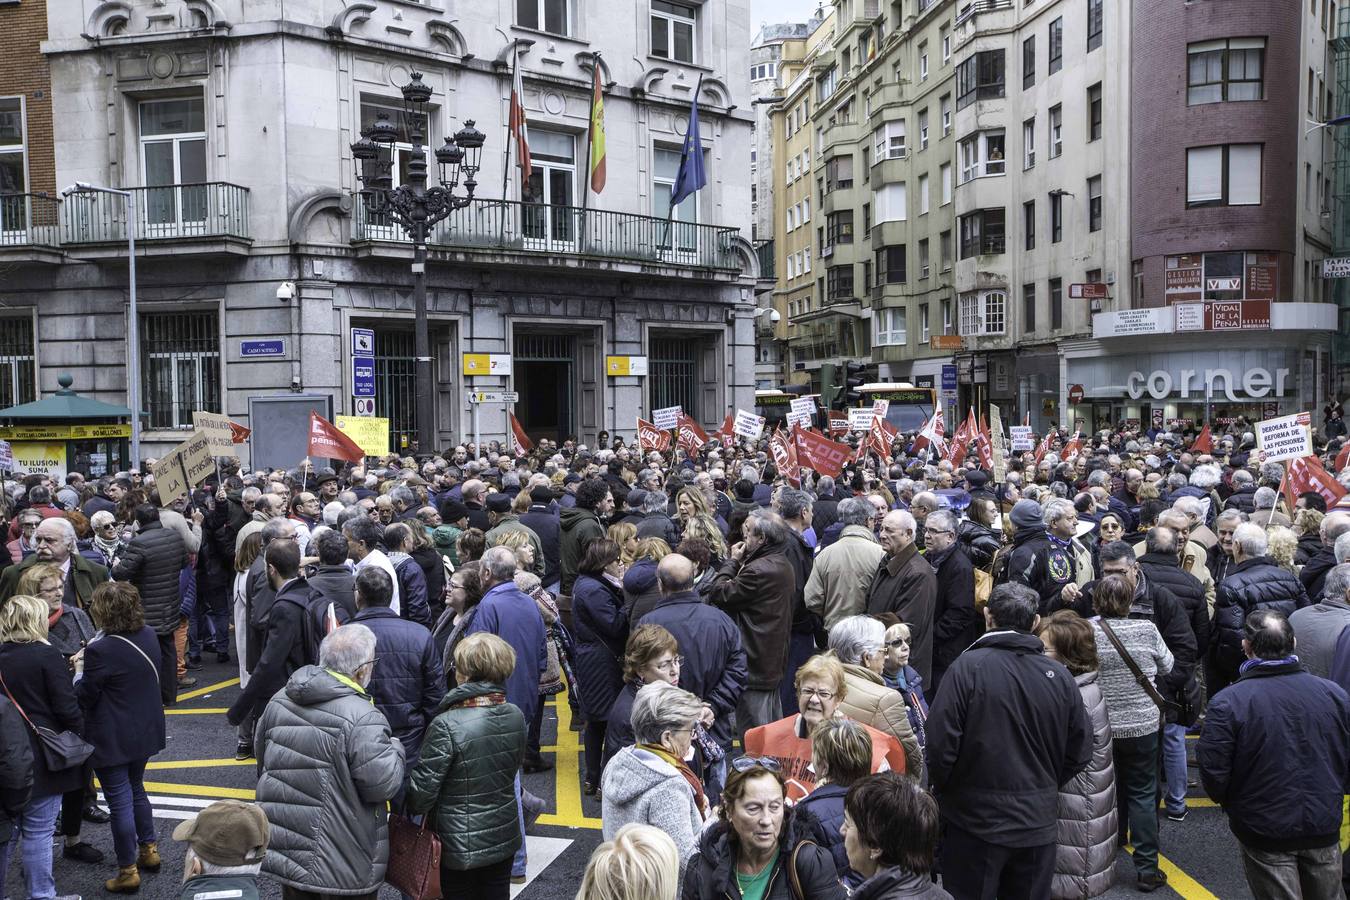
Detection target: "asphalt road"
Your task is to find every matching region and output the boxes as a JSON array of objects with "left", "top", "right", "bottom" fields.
[{"left": 18, "top": 657, "right": 1254, "bottom": 900}]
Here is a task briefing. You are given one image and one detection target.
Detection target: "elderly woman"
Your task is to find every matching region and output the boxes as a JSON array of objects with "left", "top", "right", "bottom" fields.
[
  {"left": 1036, "top": 611, "right": 1116, "bottom": 900},
  {"left": 743, "top": 654, "right": 907, "bottom": 802},
  {"left": 604, "top": 624, "right": 682, "bottom": 766},
  {"left": 878, "top": 620, "right": 927, "bottom": 770},
  {"left": 623, "top": 537, "right": 672, "bottom": 622},
  {"left": 830, "top": 616, "right": 924, "bottom": 782},
  {"left": 797, "top": 718, "right": 875, "bottom": 888},
  {"left": 75, "top": 582, "right": 168, "bottom": 893},
  {"left": 1091, "top": 574, "right": 1172, "bottom": 893},
  {"left": 0, "top": 594, "right": 84, "bottom": 900},
  {"left": 577, "top": 824, "right": 680, "bottom": 900},
  {"left": 573, "top": 538, "right": 630, "bottom": 797},
  {"left": 5, "top": 509, "right": 41, "bottom": 565},
  {"left": 838, "top": 773, "right": 951, "bottom": 900},
  {"left": 682, "top": 758, "right": 846, "bottom": 900},
  {"left": 601, "top": 681, "right": 707, "bottom": 870},
  {"left": 515, "top": 569, "right": 565, "bottom": 773},
  {"left": 432, "top": 565, "right": 484, "bottom": 685},
  {"left": 89, "top": 510, "right": 128, "bottom": 570}
]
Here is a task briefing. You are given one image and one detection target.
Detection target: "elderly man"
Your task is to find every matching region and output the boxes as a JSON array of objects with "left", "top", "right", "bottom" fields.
[
  {"left": 342, "top": 516, "right": 400, "bottom": 615},
  {"left": 461, "top": 479, "right": 491, "bottom": 531},
  {"left": 1174, "top": 495, "right": 1220, "bottom": 550},
  {"left": 1150, "top": 508, "right": 1217, "bottom": 616},
  {"left": 908, "top": 492, "right": 941, "bottom": 551},
  {"left": 1289, "top": 563, "right": 1350, "bottom": 678},
  {"left": 1249, "top": 487, "right": 1292, "bottom": 530},
  {"left": 1301, "top": 511, "right": 1350, "bottom": 602},
  {"left": 1208, "top": 508, "right": 1247, "bottom": 586},
  {"left": 863, "top": 510, "right": 938, "bottom": 682},
  {"left": 113, "top": 504, "right": 189, "bottom": 703},
  {"left": 707, "top": 509, "right": 797, "bottom": 734},
  {"left": 1007, "top": 497, "right": 1092, "bottom": 616},
  {"left": 0, "top": 516, "right": 107, "bottom": 606},
  {"left": 925, "top": 508, "right": 979, "bottom": 696},
  {"left": 255, "top": 624, "right": 405, "bottom": 900},
  {"left": 805, "top": 497, "right": 884, "bottom": 629}
]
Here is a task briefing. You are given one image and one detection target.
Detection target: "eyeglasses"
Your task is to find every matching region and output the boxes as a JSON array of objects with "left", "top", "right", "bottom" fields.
[
  {"left": 923, "top": 527, "right": 954, "bottom": 536},
  {"left": 798, "top": 687, "right": 835, "bottom": 701},
  {"left": 886, "top": 637, "right": 911, "bottom": 648},
  {"left": 358, "top": 657, "right": 380, "bottom": 670},
  {"left": 653, "top": 656, "right": 684, "bottom": 673},
  {"left": 731, "top": 756, "right": 782, "bottom": 773}
]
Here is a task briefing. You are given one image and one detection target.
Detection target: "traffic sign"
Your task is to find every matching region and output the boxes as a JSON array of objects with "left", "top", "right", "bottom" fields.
[
  {"left": 468, "top": 391, "right": 521, "bottom": 404},
  {"left": 351, "top": 328, "right": 375, "bottom": 357},
  {"left": 462, "top": 353, "right": 512, "bottom": 376},
  {"left": 353, "top": 358, "right": 375, "bottom": 398},
  {"left": 353, "top": 398, "right": 376, "bottom": 416},
  {"left": 1068, "top": 384, "right": 1085, "bottom": 404},
  {"left": 240, "top": 339, "right": 285, "bottom": 358}
]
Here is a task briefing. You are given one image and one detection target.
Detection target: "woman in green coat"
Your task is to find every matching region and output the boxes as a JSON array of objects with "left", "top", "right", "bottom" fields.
[{"left": 407, "top": 632, "right": 526, "bottom": 899}]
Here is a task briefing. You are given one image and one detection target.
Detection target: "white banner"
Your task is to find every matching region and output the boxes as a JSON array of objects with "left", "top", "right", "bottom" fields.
[
  {"left": 732, "top": 409, "right": 766, "bottom": 441},
  {"left": 1010, "top": 425, "right": 1033, "bottom": 452},
  {"left": 1255, "top": 412, "right": 1313, "bottom": 462},
  {"left": 788, "top": 397, "right": 817, "bottom": 427},
  {"left": 652, "top": 405, "right": 683, "bottom": 431},
  {"left": 848, "top": 408, "right": 875, "bottom": 432}
]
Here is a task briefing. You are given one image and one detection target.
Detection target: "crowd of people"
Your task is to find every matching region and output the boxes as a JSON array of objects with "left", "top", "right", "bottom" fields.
[{"left": 0, "top": 414, "right": 1346, "bottom": 899}]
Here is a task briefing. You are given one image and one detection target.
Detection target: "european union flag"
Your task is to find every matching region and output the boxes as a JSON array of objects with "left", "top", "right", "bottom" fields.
[{"left": 671, "top": 76, "right": 707, "bottom": 208}]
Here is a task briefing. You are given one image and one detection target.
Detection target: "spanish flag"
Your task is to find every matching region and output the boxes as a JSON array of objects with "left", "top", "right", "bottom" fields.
[{"left": 588, "top": 60, "right": 606, "bottom": 193}]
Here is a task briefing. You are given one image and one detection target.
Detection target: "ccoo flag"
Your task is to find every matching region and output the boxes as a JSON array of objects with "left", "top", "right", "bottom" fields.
[
  {"left": 588, "top": 60, "right": 606, "bottom": 193},
  {"left": 308, "top": 411, "right": 366, "bottom": 463},
  {"left": 670, "top": 75, "right": 707, "bottom": 209}
]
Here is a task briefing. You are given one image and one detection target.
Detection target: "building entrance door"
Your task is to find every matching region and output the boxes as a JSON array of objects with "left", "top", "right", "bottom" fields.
[{"left": 514, "top": 333, "right": 576, "bottom": 443}]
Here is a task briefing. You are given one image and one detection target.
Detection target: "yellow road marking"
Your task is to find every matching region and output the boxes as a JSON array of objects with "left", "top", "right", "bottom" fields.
[
  {"left": 1126, "top": 846, "right": 1222, "bottom": 899},
  {"left": 550, "top": 692, "right": 602, "bottom": 829},
  {"left": 146, "top": 758, "right": 256, "bottom": 770},
  {"left": 165, "top": 708, "right": 229, "bottom": 715},
  {"left": 175, "top": 678, "right": 239, "bottom": 702},
  {"left": 91, "top": 779, "right": 256, "bottom": 800}
]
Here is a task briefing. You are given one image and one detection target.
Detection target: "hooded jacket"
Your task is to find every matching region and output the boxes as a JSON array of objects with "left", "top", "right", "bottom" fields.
[
  {"left": 1052, "top": 671, "right": 1117, "bottom": 900},
  {"left": 681, "top": 806, "right": 847, "bottom": 900},
  {"left": 255, "top": 665, "right": 406, "bottom": 894},
  {"left": 560, "top": 506, "right": 605, "bottom": 595},
  {"left": 707, "top": 539, "right": 796, "bottom": 690},
  {"left": 601, "top": 745, "right": 704, "bottom": 871},
  {"left": 112, "top": 520, "right": 188, "bottom": 634}
]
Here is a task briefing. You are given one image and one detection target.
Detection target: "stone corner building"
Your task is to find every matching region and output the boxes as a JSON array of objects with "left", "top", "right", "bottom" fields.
[{"left": 0, "top": 0, "right": 757, "bottom": 464}]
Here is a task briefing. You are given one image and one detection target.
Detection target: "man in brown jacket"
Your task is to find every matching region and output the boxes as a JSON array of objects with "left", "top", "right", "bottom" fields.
[{"left": 865, "top": 510, "right": 938, "bottom": 683}]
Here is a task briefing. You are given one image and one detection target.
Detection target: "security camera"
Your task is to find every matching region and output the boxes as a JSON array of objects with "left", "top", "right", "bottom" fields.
[
  {"left": 276, "top": 281, "right": 296, "bottom": 302},
  {"left": 769, "top": 309, "right": 781, "bottom": 324}
]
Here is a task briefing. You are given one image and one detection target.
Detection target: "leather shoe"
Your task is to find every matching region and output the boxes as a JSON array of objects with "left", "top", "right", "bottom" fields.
[
  {"left": 1138, "top": 871, "right": 1169, "bottom": 893},
  {"left": 63, "top": 841, "right": 104, "bottom": 864},
  {"left": 216, "top": 651, "right": 230, "bottom": 664},
  {"left": 235, "top": 742, "right": 254, "bottom": 761},
  {"left": 523, "top": 752, "right": 554, "bottom": 773},
  {"left": 82, "top": 804, "right": 111, "bottom": 824},
  {"left": 185, "top": 656, "right": 203, "bottom": 671}
]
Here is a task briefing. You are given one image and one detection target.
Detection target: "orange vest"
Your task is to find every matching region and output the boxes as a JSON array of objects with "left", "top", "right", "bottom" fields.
[{"left": 743, "top": 715, "right": 907, "bottom": 802}]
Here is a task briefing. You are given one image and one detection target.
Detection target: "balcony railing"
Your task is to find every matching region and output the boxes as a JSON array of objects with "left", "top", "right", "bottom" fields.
[
  {"left": 0, "top": 194, "right": 62, "bottom": 248},
  {"left": 353, "top": 198, "right": 742, "bottom": 271},
  {"left": 956, "top": 0, "right": 1013, "bottom": 25},
  {"left": 61, "top": 183, "right": 250, "bottom": 245}
]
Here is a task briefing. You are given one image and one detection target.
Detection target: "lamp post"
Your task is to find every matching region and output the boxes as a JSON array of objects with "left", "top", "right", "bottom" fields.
[
  {"left": 350, "top": 72, "right": 485, "bottom": 456},
  {"left": 60, "top": 182, "right": 140, "bottom": 469}
]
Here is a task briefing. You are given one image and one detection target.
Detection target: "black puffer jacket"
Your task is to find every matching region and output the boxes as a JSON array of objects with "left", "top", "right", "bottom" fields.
[
  {"left": 1214, "top": 557, "right": 1312, "bottom": 672},
  {"left": 1300, "top": 545, "right": 1338, "bottom": 602},
  {"left": 1137, "top": 552, "right": 1211, "bottom": 659},
  {"left": 957, "top": 519, "right": 1002, "bottom": 570},
  {"left": 682, "top": 806, "right": 847, "bottom": 900},
  {"left": 112, "top": 520, "right": 187, "bottom": 635},
  {"left": 1223, "top": 485, "right": 1258, "bottom": 515}
]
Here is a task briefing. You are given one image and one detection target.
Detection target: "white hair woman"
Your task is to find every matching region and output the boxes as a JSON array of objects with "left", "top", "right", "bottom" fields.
[
  {"left": 829, "top": 616, "right": 924, "bottom": 782},
  {"left": 576, "top": 824, "right": 679, "bottom": 900}
]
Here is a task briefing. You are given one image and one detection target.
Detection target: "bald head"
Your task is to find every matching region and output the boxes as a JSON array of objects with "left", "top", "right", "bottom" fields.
[{"left": 656, "top": 554, "right": 697, "bottom": 594}]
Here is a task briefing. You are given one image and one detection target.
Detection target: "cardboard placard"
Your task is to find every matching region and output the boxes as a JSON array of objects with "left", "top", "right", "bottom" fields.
[
  {"left": 1256, "top": 412, "right": 1313, "bottom": 463},
  {"left": 732, "top": 409, "right": 766, "bottom": 441},
  {"left": 181, "top": 429, "right": 217, "bottom": 486},
  {"left": 1010, "top": 425, "right": 1033, "bottom": 452},
  {"left": 848, "top": 408, "right": 875, "bottom": 432},
  {"left": 153, "top": 451, "right": 189, "bottom": 502},
  {"left": 989, "top": 405, "right": 1007, "bottom": 483},
  {"left": 191, "top": 411, "right": 239, "bottom": 456}
]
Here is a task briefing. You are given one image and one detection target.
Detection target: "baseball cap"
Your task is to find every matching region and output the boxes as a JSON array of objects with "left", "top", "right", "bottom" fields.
[{"left": 172, "top": 800, "right": 269, "bottom": 867}]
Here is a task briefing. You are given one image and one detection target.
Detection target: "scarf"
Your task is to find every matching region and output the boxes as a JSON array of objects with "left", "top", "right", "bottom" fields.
[
  {"left": 638, "top": 742, "right": 708, "bottom": 818},
  {"left": 1239, "top": 654, "right": 1300, "bottom": 675},
  {"left": 93, "top": 534, "right": 120, "bottom": 563},
  {"left": 47, "top": 605, "right": 63, "bottom": 630},
  {"left": 388, "top": 551, "right": 411, "bottom": 569},
  {"left": 448, "top": 691, "right": 506, "bottom": 709}
]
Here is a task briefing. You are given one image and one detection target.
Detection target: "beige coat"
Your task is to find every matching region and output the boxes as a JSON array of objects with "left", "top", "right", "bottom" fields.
[
  {"left": 805, "top": 526, "right": 886, "bottom": 629},
  {"left": 838, "top": 662, "right": 924, "bottom": 783}
]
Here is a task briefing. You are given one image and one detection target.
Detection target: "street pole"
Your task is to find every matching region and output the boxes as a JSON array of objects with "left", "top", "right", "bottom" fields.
[
  {"left": 411, "top": 219, "right": 434, "bottom": 457},
  {"left": 126, "top": 191, "right": 140, "bottom": 471}
]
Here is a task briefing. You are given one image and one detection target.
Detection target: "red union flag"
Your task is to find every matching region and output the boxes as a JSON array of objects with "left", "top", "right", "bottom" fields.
[
  {"left": 1284, "top": 455, "right": 1347, "bottom": 510},
  {"left": 676, "top": 414, "right": 708, "bottom": 454},
  {"left": 1034, "top": 430, "right": 1055, "bottom": 465},
  {"left": 793, "top": 424, "right": 850, "bottom": 478},
  {"left": 947, "top": 409, "right": 975, "bottom": 466},
  {"left": 229, "top": 421, "right": 252, "bottom": 444},
  {"left": 637, "top": 418, "right": 671, "bottom": 453},
  {"left": 769, "top": 427, "right": 800, "bottom": 486},
  {"left": 308, "top": 411, "right": 366, "bottom": 462},
  {"left": 869, "top": 415, "right": 898, "bottom": 458},
  {"left": 1191, "top": 423, "right": 1213, "bottom": 455},
  {"left": 510, "top": 413, "right": 534, "bottom": 456},
  {"left": 1060, "top": 429, "right": 1084, "bottom": 460},
  {"left": 1336, "top": 441, "right": 1350, "bottom": 474}
]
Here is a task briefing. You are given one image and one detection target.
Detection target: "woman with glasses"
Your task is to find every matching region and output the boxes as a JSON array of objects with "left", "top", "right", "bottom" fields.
[
  {"left": 600, "top": 680, "right": 707, "bottom": 875},
  {"left": 877, "top": 619, "right": 928, "bottom": 768},
  {"left": 829, "top": 616, "right": 924, "bottom": 783},
  {"left": 603, "top": 624, "right": 681, "bottom": 766},
  {"left": 683, "top": 757, "right": 846, "bottom": 900},
  {"left": 5, "top": 511, "right": 42, "bottom": 565},
  {"left": 89, "top": 510, "right": 128, "bottom": 571},
  {"left": 1091, "top": 513, "right": 1126, "bottom": 575}
]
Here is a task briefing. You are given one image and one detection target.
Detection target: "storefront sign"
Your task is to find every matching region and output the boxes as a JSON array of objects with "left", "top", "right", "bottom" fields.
[
  {"left": 1256, "top": 412, "right": 1313, "bottom": 462},
  {"left": 1174, "top": 300, "right": 1270, "bottom": 332},
  {"left": 0, "top": 424, "right": 131, "bottom": 440},
  {"left": 1069, "top": 283, "right": 1109, "bottom": 300},
  {"left": 930, "top": 335, "right": 963, "bottom": 350},
  {"left": 1125, "top": 366, "right": 1290, "bottom": 401},
  {"left": 1175, "top": 304, "right": 1205, "bottom": 332},
  {"left": 1165, "top": 254, "right": 1203, "bottom": 303},
  {"left": 941, "top": 365, "right": 958, "bottom": 391},
  {"left": 1245, "top": 253, "right": 1279, "bottom": 300},
  {"left": 11, "top": 442, "right": 66, "bottom": 479},
  {"left": 1323, "top": 257, "right": 1350, "bottom": 278},
  {"left": 1094, "top": 308, "right": 1169, "bottom": 338},
  {"left": 461, "top": 353, "right": 512, "bottom": 376}
]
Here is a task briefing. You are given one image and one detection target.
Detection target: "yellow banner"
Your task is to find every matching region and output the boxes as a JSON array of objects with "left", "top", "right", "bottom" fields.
[
  {"left": 0, "top": 424, "right": 131, "bottom": 440},
  {"left": 335, "top": 416, "right": 390, "bottom": 457},
  {"left": 10, "top": 442, "right": 67, "bottom": 479},
  {"left": 606, "top": 356, "right": 630, "bottom": 376}
]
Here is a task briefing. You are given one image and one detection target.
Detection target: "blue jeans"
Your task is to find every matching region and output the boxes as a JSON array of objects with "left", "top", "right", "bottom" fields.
[
  {"left": 511, "top": 773, "right": 526, "bottom": 879},
  {"left": 1161, "top": 723, "right": 1188, "bottom": 815},
  {"left": 96, "top": 759, "right": 157, "bottom": 867},
  {"left": 0, "top": 792, "right": 63, "bottom": 899}
]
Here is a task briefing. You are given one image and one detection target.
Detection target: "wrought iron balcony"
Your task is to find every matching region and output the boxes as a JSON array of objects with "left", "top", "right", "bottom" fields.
[
  {"left": 0, "top": 194, "right": 63, "bottom": 250},
  {"left": 61, "top": 183, "right": 250, "bottom": 246},
  {"left": 352, "top": 198, "right": 742, "bottom": 271}
]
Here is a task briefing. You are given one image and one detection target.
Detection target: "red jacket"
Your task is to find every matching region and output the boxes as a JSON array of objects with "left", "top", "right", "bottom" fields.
[{"left": 743, "top": 714, "right": 906, "bottom": 802}]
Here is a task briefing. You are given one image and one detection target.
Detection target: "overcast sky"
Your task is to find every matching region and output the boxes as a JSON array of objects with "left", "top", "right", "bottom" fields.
[{"left": 750, "top": 0, "right": 824, "bottom": 32}]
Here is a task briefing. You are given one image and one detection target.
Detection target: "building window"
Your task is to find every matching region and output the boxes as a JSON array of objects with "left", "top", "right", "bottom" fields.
[
  {"left": 873, "top": 121, "right": 906, "bottom": 159},
  {"left": 1049, "top": 104, "right": 1063, "bottom": 157},
  {"left": 1049, "top": 18, "right": 1063, "bottom": 73},
  {"left": 0, "top": 98, "right": 25, "bottom": 199},
  {"left": 1088, "top": 83, "right": 1102, "bottom": 141},
  {"left": 959, "top": 208, "right": 1006, "bottom": 258},
  {"left": 1186, "top": 144, "right": 1262, "bottom": 206},
  {"left": 862, "top": 260, "right": 873, "bottom": 294},
  {"left": 826, "top": 210, "right": 854, "bottom": 245},
  {"left": 940, "top": 163, "right": 952, "bottom": 204},
  {"left": 804, "top": 247, "right": 811, "bottom": 273},
  {"left": 958, "top": 130, "right": 1005, "bottom": 182},
  {"left": 654, "top": 143, "right": 701, "bottom": 248},
  {"left": 1088, "top": 175, "right": 1102, "bottom": 232},
  {"left": 818, "top": 66, "right": 838, "bottom": 102},
  {"left": 517, "top": 0, "right": 568, "bottom": 35},
  {"left": 1188, "top": 38, "right": 1265, "bottom": 104},
  {"left": 825, "top": 154, "right": 855, "bottom": 190},
  {"left": 651, "top": 1, "right": 695, "bottom": 62},
  {"left": 1133, "top": 259, "right": 1144, "bottom": 304},
  {"left": 921, "top": 303, "right": 930, "bottom": 341},
  {"left": 874, "top": 308, "right": 907, "bottom": 346},
  {"left": 940, "top": 230, "right": 952, "bottom": 269},
  {"left": 1023, "top": 117, "right": 1036, "bottom": 168},
  {"left": 0, "top": 318, "right": 35, "bottom": 408},
  {"left": 941, "top": 25, "right": 951, "bottom": 62},
  {"left": 827, "top": 265, "right": 855, "bottom": 301},
  {"left": 1050, "top": 278, "right": 1063, "bottom": 330},
  {"left": 919, "top": 174, "right": 930, "bottom": 214},
  {"left": 877, "top": 245, "right": 907, "bottom": 283},
  {"left": 1087, "top": 0, "right": 1103, "bottom": 51},
  {"left": 1023, "top": 36, "right": 1035, "bottom": 89},
  {"left": 918, "top": 109, "right": 929, "bottom": 150},
  {"left": 941, "top": 298, "right": 952, "bottom": 333},
  {"left": 142, "top": 310, "right": 221, "bottom": 430},
  {"left": 875, "top": 182, "right": 907, "bottom": 222},
  {"left": 919, "top": 239, "right": 930, "bottom": 278},
  {"left": 959, "top": 290, "right": 1006, "bottom": 336},
  {"left": 139, "top": 96, "right": 208, "bottom": 231},
  {"left": 940, "top": 95, "right": 952, "bottom": 135},
  {"left": 957, "top": 50, "right": 1005, "bottom": 110},
  {"left": 1023, "top": 283, "right": 1037, "bottom": 332},
  {"left": 1050, "top": 191, "right": 1063, "bottom": 242},
  {"left": 1024, "top": 199, "right": 1036, "bottom": 250},
  {"left": 920, "top": 42, "right": 929, "bottom": 80},
  {"left": 862, "top": 202, "right": 870, "bottom": 234}
]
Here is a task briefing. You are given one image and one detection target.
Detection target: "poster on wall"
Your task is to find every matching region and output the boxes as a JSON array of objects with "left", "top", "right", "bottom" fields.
[
  {"left": 10, "top": 442, "right": 67, "bottom": 480},
  {"left": 1165, "top": 254, "right": 1204, "bottom": 304}
]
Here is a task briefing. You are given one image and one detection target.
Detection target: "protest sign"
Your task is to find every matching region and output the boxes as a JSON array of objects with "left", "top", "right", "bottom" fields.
[
  {"left": 733, "top": 409, "right": 766, "bottom": 441},
  {"left": 652, "top": 406, "right": 682, "bottom": 431},
  {"left": 191, "top": 411, "right": 239, "bottom": 456},
  {"left": 1255, "top": 412, "right": 1312, "bottom": 462}
]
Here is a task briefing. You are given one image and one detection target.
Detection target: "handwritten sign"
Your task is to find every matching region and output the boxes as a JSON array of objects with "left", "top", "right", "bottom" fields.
[
  {"left": 989, "top": 405, "right": 1007, "bottom": 484},
  {"left": 787, "top": 397, "right": 816, "bottom": 428},
  {"left": 1010, "top": 425, "right": 1033, "bottom": 452},
  {"left": 652, "top": 406, "right": 683, "bottom": 431},
  {"left": 153, "top": 451, "right": 189, "bottom": 502},
  {"left": 335, "top": 416, "right": 391, "bottom": 457},
  {"left": 181, "top": 430, "right": 217, "bottom": 487},
  {"left": 732, "top": 409, "right": 766, "bottom": 441},
  {"left": 848, "top": 408, "right": 875, "bottom": 432},
  {"left": 1255, "top": 412, "right": 1312, "bottom": 462},
  {"left": 192, "top": 411, "right": 238, "bottom": 456}
]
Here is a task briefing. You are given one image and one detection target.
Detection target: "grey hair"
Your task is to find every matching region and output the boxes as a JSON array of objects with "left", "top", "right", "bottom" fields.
[
  {"left": 1335, "top": 531, "right": 1350, "bottom": 565},
  {"left": 641, "top": 490, "right": 669, "bottom": 514},
  {"left": 926, "top": 509, "right": 958, "bottom": 534},
  {"left": 389, "top": 486, "right": 416, "bottom": 509},
  {"left": 1167, "top": 473, "right": 1188, "bottom": 493},
  {"left": 776, "top": 488, "right": 813, "bottom": 521},
  {"left": 1324, "top": 513, "right": 1350, "bottom": 544},
  {"left": 1172, "top": 496, "right": 1205, "bottom": 520},
  {"left": 39, "top": 517, "right": 77, "bottom": 550},
  {"left": 1145, "top": 526, "right": 1179, "bottom": 555},
  {"left": 817, "top": 475, "right": 835, "bottom": 495},
  {"left": 318, "top": 623, "right": 377, "bottom": 677},
  {"left": 1233, "top": 522, "right": 1269, "bottom": 558},
  {"left": 1232, "top": 469, "right": 1254, "bottom": 486},
  {"left": 1190, "top": 465, "right": 1222, "bottom": 489},
  {"left": 836, "top": 497, "right": 876, "bottom": 527},
  {"left": 828, "top": 614, "right": 886, "bottom": 665},
  {"left": 638, "top": 468, "right": 658, "bottom": 485},
  {"left": 479, "top": 545, "right": 517, "bottom": 583},
  {"left": 1253, "top": 487, "right": 1277, "bottom": 511},
  {"left": 1042, "top": 497, "right": 1076, "bottom": 527},
  {"left": 241, "top": 486, "right": 262, "bottom": 504},
  {"left": 261, "top": 516, "right": 295, "bottom": 545},
  {"left": 746, "top": 509, "right": 790, "bottom": 545},
  {"left": 184, "top": 847, "right": 263, "bottom": 878},
  {"left": 1216, "top": 508, "right": 1248, "bottom": 528},
  {"left": 1323, "top": 564, "right": 1350, "bottom": 602},
  {"left": 911, "top": 491, "right": 940, "bottom": 513},
  {"left": 322, "top": 501, "right": 344, "bottom": 527},
  {"left": 629, "top": 680, "right": 704, "bottom": 745},
  {"left": 1261, "top": 462, "right": 1286, "bottom": 485},
  {"left": 89, "top": 510, "right": 116, "bottom": 529},
  {"left": 1086, "top": 470, "right": 1109, "bottom": 488}
]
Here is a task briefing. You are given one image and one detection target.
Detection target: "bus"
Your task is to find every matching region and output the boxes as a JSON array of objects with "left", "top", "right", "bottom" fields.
[
  {"left": 754, "top": 390, "right": 796, "bottom": 430},
  {"left": 856, "top": 383, "right": 937, "bottom": 434}
]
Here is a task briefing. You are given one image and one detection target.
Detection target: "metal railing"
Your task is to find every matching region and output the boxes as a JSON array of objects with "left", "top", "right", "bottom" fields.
[
  {"left": 956, "top": 0, "right": 1013, "bottom": 24},
  {"left": 353, "top": 198, "right": 742, "bottom": 270},
  {"left": 0, "top": 194, "right": 62, "bottom": 248},
  {"left": 61, "top": 183, "right": 250, "bottom": 244}
]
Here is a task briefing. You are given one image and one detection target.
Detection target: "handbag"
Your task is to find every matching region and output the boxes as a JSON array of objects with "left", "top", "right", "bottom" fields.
[
  {"left": 0, "top": 668, "right": 94, "bottom": 771},
  {"left": 385, "top": 813, "right": 442, "bottom": 900},
  {"left": 1097, "top": 619, "right": 1183, "bottom": 727},
  {"left": 787, "top": 839, "right": 816, "bottom": 900}
]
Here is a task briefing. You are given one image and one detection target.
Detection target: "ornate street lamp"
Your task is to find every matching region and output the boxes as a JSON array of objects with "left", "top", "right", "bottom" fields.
[{"left": 351, "top": 71, "right": 486, "bottom": 455}]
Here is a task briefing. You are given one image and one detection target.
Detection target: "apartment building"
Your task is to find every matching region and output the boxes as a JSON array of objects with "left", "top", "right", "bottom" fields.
[{"left": 0, "top": 0, "right": 758, "bottom": 462}]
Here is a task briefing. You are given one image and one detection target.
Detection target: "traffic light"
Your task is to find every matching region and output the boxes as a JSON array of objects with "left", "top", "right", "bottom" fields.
[
  {"left": 819, "top": 362, "right": 839, "bottom": 409},
  {"left": 844, "top": 362, "right": 868, "bottom": 406}
]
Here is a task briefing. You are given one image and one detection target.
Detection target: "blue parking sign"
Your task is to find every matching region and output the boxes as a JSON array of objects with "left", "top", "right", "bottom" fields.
[{"left": 353, "top": 358, "right": 375, "bottom": 398}]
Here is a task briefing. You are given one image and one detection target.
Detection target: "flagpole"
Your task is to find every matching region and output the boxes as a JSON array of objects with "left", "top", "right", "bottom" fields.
[
  {"left": 500, "top": 44, "right": 517, "bottom": 244},
  {"left": 581, "top": 52, "right": 599, "bottom": 254},
  {"left": 663, "top": 73, "right": 703, "bottom": 260}
]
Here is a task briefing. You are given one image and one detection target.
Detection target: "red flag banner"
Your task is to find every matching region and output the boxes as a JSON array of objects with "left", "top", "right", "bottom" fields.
[
  {"left": 1336, "top": 442, "right": 1350, "bottom": 474},
  {"left": 229, "top": 421, "right": 252, "bottom": 444},
  {"left": 868, "top": 415, "right": 898, "bottom": 458},
  {"left": 676, "top": 414, "right": 708, "bottom": 454},
  {"left": 1191, "top": 423, "right": 1213, "bottom": 455},
  {"left": 510, "top": 413, "right": 534, "bottom": 456},
  {"left": 1060, "top": 430, "right": 1084, "bottom": 460},
  {"left": 1033, "top": 430, "right": 1055, "bottom": 465},
  {"left": 947, "top": 409, "right": 975, "bottom": 467},
  {"left": 793, "top": 424, "right": 850, "bottom": 478},
  {"left": 308, "top": 411, "right": 367, "bottom": 463},
  {"left": 637, "top": 418, "right": 671, "bottom": 453},
  {"left": 769, "top": 428, "right": 800, "bottom": 486},
  {"left": 1287, "top": 455, "right": 1348, "bottom": 509}
]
